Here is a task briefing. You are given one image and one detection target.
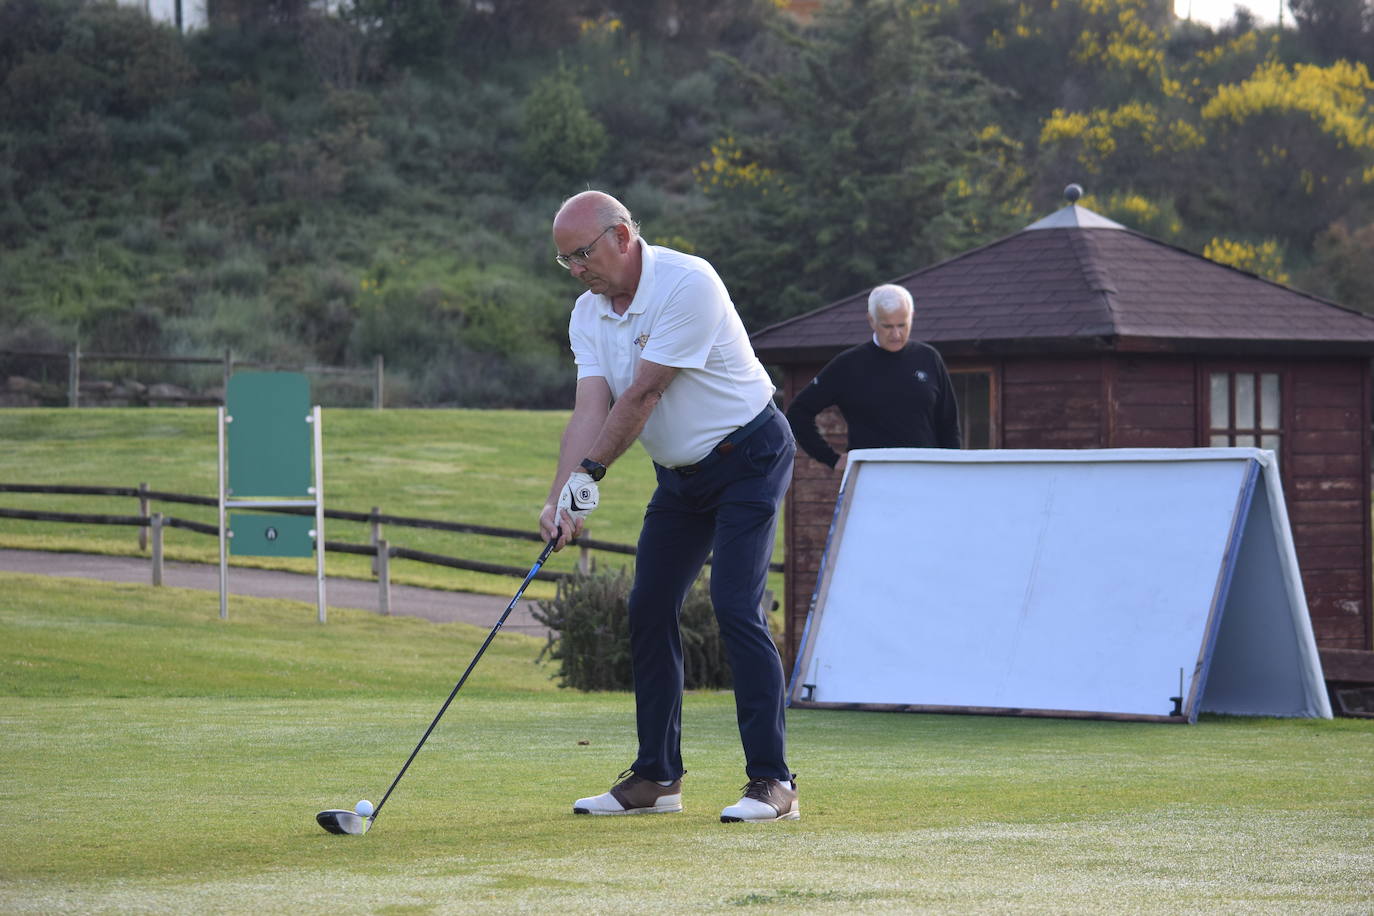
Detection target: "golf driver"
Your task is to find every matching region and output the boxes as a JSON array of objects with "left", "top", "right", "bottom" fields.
[{"left": 316, "top": 532, "right": 561, "bottom": 836}]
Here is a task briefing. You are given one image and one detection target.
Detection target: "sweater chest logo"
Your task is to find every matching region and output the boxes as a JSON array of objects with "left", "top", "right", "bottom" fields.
[
  {"left": 914, "top": 370, "right": 928, "bottom": 382},
  {"left": 634, "top": 333, "right": 651, "bottom": 350}
]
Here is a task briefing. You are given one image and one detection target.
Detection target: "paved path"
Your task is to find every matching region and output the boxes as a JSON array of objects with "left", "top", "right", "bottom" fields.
[{"left": 0, "top": 548, "right": 550, "bottom": 638}]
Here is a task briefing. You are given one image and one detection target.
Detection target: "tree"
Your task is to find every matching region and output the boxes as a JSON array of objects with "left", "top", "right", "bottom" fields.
[
  {"left": 0, "top": 2, "right": 192, "bottom": 126},
  {"left": 205, "top": 0, "right": 314, "bottom": 31},
  {"left": 1303, "top": 220, "right": 1374, "bottom": 313},
  {"left": 1290, "top": 0, "right": 1373, "bottom": 67},
  {"left": 694, "top": 0, "right": 1026, "bottom": 328},
  {"left": 0, "top": 0, "right": 80, "bottom": 77},
  {"left": 615, "top": 0, "right": 771, "bottom": 43},
  {"left": 923, "top": 0, "right": 1175, "bottom": 142},
  {"left": 1196, "top": 59, "right": 1374, "bottom": 247},
  {"left": 519, "top": 65, "right": 608, "bottom": 191}
]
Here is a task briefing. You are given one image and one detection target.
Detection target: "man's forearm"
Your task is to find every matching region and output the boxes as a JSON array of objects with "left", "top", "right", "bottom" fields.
[
  {"left": 586, "top": 385, "right": 660, "bottom": 467},
  {"left": 547, "top": 410, "right": 605, "bottom": 504},
  {"left": 546, "top": 377, "right": 613, "bottom": 506},
  {"left": 582, "top": 359, "right": 678, "bottom": 468},
  {"left": 785, "top": 402, "right": 840, "bottom": 468}
]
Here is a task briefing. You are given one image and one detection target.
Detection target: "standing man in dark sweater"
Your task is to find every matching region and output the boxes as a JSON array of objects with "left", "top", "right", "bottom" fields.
[{"left": 786, "top": 284, "right": 960, "bottom": 471}]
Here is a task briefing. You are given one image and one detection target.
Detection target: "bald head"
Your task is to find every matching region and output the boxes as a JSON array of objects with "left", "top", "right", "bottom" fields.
[
  {"left": 552, "top": 190, "right": 642, "bottom": 306},
  {"left": 554, "top": 191, "right": 635, "bottom": 236}
]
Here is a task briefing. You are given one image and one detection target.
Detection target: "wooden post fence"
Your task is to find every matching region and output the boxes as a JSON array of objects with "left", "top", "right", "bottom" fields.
[
  {"left": 68, "top": 343, "right": 80, "bottom": 408},
  {"left": 578, "top": 527, "right": 592, "bottom": 574},
  {"left": 377, "top": 539, "right": 391, "bottom": 615},
  {"left": 369, "top": 506, "right": 382, "bottom": 575},
  {"left": 138, "top": 482, "right": 151, "bottom": 551},
  {"left": 150, "top": 512, "right": 164, "bottom": 586}
]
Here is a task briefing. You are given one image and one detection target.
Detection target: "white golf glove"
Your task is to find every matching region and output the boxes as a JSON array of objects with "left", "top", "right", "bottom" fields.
[{"left": 556, "top": 471, "right": 600, "bottom": 526}]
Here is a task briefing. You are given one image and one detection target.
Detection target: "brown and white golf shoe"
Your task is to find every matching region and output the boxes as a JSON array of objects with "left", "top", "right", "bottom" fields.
[
  {"left": 573, "top": 769, "right": 683, "bottom": 815},
  {"left": 720, "top": 776, "right": 799, "bottom": 822}
]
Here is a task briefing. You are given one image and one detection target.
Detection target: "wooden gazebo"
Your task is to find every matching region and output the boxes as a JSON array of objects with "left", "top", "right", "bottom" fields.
[{"left": 751, "top": 201, "right": 1374, "bottom": 693}]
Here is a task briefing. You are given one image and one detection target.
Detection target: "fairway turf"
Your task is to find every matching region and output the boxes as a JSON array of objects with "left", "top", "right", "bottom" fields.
[{"left": 3, "top": 573, "right": 1373, "bottom": 913}]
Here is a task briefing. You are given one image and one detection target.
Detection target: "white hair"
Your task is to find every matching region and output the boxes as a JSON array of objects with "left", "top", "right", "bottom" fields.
[{"left": 867, "top": 284, "right": 913, "bottom": 320}]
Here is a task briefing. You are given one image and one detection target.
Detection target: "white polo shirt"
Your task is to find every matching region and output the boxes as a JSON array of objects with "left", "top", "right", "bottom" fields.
[{"left": 569, "top": 240, "right": 775, "bottom": 468}]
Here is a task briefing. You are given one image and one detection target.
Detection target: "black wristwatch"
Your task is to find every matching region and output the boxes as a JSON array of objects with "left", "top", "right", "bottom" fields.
[{"left": 579, "top": 458, "right": 607, "bottom": 481}]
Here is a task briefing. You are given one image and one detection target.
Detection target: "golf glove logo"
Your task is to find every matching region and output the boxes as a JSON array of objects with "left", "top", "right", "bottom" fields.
[{"left": 558, "top": 471, "right": 600, "bottom": 521}]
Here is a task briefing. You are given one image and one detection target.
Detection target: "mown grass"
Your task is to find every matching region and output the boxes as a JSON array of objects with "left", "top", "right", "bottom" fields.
[
  {"left": 3, "top": 573, "right": 1372, "bottom": 914},
  {"left": 0, "top": 407, "right": 783, "bottom": 602}
]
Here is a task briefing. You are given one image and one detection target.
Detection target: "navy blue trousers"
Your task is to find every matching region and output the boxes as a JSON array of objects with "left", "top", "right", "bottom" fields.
[{"left": 628, "top": 407, "right": 795, "bottom": 782}]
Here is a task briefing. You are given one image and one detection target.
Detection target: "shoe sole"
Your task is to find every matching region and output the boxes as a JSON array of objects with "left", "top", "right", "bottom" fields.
[
  {"left": 573, "top": 804, "right": 683, "bottom": 816},
  {"left": 721, "top": 810, "right": 800, "bottom": 823}
]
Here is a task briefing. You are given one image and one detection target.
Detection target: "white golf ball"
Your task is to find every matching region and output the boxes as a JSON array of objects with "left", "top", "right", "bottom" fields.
[{"left": 355, "top": 799, "right": 374, "bottom": 817}]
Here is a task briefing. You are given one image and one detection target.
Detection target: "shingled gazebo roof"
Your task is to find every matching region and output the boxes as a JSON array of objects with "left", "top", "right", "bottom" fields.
[{"left": 750, "top": 203, "right": 1374, "bottom": 362}]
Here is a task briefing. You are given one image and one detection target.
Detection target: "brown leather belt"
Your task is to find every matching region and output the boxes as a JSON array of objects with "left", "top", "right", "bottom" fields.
[{"left": 670, "top": 403, "right": 776, "bottom": 475}]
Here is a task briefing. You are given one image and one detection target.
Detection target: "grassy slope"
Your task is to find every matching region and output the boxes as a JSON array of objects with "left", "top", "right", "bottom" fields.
[
  {"left": 0, "top": 407, "right": 730, "bottom": 601},
  {"left": 3, "top": 573, "right": 1373, "bottom": 913}
]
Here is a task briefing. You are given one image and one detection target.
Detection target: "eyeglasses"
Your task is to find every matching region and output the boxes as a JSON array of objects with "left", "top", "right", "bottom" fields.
[{"left": 555, "top": 225, "right": 616, "bottom": 270}]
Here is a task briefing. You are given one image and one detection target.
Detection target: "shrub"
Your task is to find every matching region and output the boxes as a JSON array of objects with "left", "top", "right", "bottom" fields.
[
  {"left": 412, "top": 348, "right": 574, "bottom": 408},
  {"left": 0, "top": 51, "right": 107, "bottom": 127},
  {"left": 167, "top": 290, "right": 281, "bottom": 355},
  {"left": 119, "top": 217, "right": 162, "bottom": 254},
  {"left": 0, "top": 321, "right": 70, "bottom": 380},
  {"left": 181, "top": 219, "right": 230, "bottom": 259},
  {"left": 67, "top": 2, "right": 194, "bottom": 118},
  {"left": 208, "top": 249, "right": 269, "bottom": 295},
  {"left": 345, "top": 162, "right": 403, "bottom": 208},
  {"left": 533, "top": 566, "right": 734, "bottom": 692},
  {"left": 17, "top": 186, "right": 69, "bottom": 230},
  {"left": 109, "top": 117, "right": 192, "bottom": 160},
  {"left": 0, "top": 200, "right": 30, "bottom": 244}
]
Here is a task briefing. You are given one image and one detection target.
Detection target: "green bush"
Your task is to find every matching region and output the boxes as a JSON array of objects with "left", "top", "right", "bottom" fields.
[
  {"left": 108, "top": 117, "right": 192, "bottom": 160},
  {"left": 166, "top": 290, "right": 296, "bottom": 358},
  {"left": 412, "top": 347, "right": 573, "bottom": 408},
  {"left": 208, "top": 250, "right": 269, "bottom": 295},
  {"left": 1, "top": 52, "right": 107, "bottom": 127},
  {"left": 181, "top": 219, "right": 231, "bottom": 259},
  {"left": 119, "top": 217, "right": 162, "bottom": 255},
  {"left": 534, "top": 565, "right": 734, "bottom": 692}
]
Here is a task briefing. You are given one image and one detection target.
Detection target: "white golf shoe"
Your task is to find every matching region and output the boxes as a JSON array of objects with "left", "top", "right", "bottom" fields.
[
  {"left": 573, "top": 769, "right": 683, "bottom": 815},
  {"left": 720, "top": 776, "right": 799, "bottom": 822}
]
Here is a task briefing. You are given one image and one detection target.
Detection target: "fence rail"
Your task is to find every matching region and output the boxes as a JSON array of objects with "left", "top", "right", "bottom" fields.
[
  {"left": 0, "top": 483, "right": 784, "bottom": 600},
  {"left": 0, "top": 483, "right": 639, "bottom": 556}
]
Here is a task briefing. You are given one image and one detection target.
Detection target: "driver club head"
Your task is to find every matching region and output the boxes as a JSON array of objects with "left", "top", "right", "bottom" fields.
[{"left": 316, "top": 809, "right": 371, "bottom": 836}]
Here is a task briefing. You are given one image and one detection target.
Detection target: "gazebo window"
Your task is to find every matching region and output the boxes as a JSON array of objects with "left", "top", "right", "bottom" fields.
[
  {"left": 951, "top": 369, "right": 995, "bottom": 448},
  {"left": 1208, "top": 371, "right": 1281, "bottom": 451}
]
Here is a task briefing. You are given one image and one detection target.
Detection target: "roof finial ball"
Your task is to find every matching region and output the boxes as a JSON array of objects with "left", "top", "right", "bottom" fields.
[{"left": 1065, "top": 183, "right": 1084, "bottom": 204}]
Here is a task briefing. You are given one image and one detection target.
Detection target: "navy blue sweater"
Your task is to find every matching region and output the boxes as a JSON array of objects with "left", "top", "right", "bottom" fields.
[{"left": 785, "top": 340, "right": 961, "bottom": 467}]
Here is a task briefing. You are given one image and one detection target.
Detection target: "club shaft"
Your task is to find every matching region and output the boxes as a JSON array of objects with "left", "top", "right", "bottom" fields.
[{"left": 370, "top": 535, "right": 559, "bottom": 823}]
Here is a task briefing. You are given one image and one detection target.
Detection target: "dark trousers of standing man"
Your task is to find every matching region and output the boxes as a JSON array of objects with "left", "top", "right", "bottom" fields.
[{"left": 627, "top": 405, "right": 796, "bottom": 783}]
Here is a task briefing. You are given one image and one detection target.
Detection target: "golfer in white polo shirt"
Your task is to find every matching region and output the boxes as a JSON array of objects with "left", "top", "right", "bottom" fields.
[{"left": 539, "top": 190, "right": 798, "bottom": 823}]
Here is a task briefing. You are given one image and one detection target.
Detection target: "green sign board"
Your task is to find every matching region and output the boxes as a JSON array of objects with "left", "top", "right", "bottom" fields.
[
  {"left": 227, "top": 372, "right": 312, "bottom": 498},
  {"left": 230, "top": 513, "right": 316, "bottom": 558}
]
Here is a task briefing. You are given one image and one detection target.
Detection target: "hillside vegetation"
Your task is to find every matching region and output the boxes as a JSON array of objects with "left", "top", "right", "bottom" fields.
[{"left": 2, "top": 0, "right": 1373, "bottom": 406}]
